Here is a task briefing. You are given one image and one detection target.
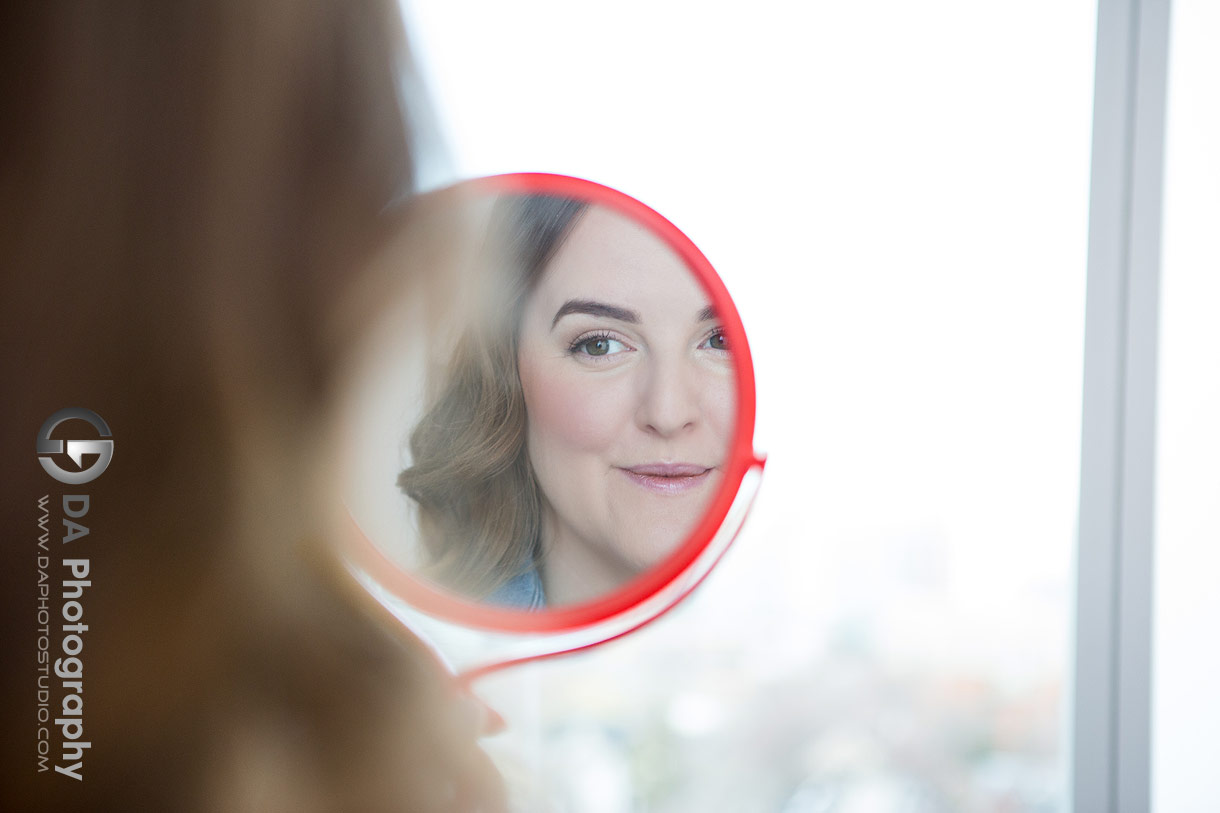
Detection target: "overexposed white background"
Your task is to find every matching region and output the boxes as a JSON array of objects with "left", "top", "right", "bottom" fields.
[
  {"left": 1153, "top": 1, "right": 1220, "bottom": 810},
  {"left": 399, "top": 2, "right": 1099, "bottom": 810}
]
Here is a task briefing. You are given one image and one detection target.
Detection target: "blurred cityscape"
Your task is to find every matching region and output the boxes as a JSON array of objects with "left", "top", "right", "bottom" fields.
[{"left": 481, "top": 525, "right": 1068, "bottom": 813}]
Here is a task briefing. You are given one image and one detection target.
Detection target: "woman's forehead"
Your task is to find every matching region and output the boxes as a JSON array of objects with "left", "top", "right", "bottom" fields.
[{"left": 532, "top": 204, "right": 709, "bottom": 317}]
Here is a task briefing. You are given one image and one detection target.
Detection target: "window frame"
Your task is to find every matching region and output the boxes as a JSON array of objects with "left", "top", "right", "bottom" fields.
[{"left": 1074, "top": 0, "right": 1171, "bottom": 810}]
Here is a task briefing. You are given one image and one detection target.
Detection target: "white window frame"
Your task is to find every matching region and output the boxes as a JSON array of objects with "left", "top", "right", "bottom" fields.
[{"left": 1074, "top": 0, "right": 1171, "bottom": 810}]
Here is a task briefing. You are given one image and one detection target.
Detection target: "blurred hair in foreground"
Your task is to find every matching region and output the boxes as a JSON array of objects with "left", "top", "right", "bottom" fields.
[{"left": 0, "top": 2, "right": 504, "bottom": 809}]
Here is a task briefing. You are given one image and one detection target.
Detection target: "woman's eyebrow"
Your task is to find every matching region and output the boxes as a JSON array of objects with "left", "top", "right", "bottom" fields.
[
  {"left": 551, "top": 299, "right": 640, "bottom": 329},
  {"left": 697, "top": 305, "right": 717, "bottom": 322}
]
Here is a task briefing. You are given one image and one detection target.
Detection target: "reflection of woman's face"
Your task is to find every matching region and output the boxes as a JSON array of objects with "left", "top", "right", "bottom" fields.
[{"left": 516, "top": 205, "right": 734, "bottom": 603}]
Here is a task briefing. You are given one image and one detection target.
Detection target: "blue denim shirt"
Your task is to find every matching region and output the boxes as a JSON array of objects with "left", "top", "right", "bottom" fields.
[{"left": 486, "top": 566, "right": 546, "bottom": 610}]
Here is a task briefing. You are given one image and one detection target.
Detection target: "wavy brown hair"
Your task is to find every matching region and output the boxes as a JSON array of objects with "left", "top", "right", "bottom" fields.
[{"left": 397, "top": 195, "right": 587, "bottom": 599}]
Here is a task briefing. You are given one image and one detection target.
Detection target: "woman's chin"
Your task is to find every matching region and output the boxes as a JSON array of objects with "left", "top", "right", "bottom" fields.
[
  {"left": 613, "top": 510, "right": 712, "bottom": 574},
  {"left": 642, "top": 476, "right": 722, "bottom": 558}
]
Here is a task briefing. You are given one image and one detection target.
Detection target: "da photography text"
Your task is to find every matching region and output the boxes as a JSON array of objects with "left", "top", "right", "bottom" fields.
[{"left": 34, "top": 408, "right": 113, "bottom": 781}]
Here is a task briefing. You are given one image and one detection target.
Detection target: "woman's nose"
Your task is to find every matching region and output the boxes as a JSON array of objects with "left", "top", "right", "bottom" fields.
[{"left": 636, "top": 356, "right": 700, "bottom": 437}]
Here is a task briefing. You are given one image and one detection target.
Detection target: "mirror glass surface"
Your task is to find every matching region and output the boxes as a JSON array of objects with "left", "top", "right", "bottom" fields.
[{"left": 337, "top": 176, "right": 742, "bottom": 612}]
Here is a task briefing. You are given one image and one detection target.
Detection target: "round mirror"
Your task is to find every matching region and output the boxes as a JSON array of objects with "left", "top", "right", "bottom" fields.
[{"left": 333, "top": 174, "right": 760, "bottom": 639}]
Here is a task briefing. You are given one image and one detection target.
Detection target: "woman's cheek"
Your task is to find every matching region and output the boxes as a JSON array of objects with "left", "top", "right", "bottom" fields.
[
  {"left": 522, "top": 362, "right": 632, "bottom": 453},
  {"left": 706, "top": 370, "right": 737, "bottom": 451}
]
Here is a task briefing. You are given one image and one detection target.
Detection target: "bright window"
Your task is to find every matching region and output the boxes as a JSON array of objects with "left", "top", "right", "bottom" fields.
[
  {"left": 1153, "top": 2, "right": 1220, "bottom": 810},
  {"left": 400, "top": 2, "right": 1096, "bottom": 808}
]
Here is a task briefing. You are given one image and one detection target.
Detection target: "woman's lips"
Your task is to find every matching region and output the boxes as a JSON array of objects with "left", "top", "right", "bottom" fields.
[{"left": 617, "top": 463, "right": 715, "bottom": 495}]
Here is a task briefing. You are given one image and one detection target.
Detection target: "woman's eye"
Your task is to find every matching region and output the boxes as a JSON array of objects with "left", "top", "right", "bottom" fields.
[
  {"left": 573, "top": 336, "right": 628, "bottom": 357},
  {"left": 700, "top": 330, "right": 728, "bottom": 351}
]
